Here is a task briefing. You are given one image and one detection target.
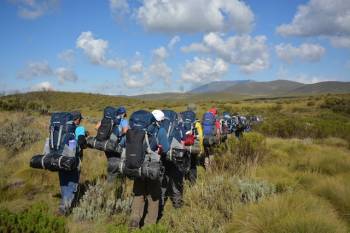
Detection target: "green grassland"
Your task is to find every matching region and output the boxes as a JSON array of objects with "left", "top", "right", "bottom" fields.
[{"left": 0, "top": 92, "right": 350, "bottom": 233}]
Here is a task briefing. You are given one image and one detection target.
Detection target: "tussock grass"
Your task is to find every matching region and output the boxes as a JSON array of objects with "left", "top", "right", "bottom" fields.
[{"left": 227, "top": 192, "right": 348, "bottom": 233}]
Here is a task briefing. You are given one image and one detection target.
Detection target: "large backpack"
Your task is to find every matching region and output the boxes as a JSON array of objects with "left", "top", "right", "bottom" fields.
[
  {"left": 49, "top": 112, "right": 76, "bottom": 155},
  {"left": 96, "top": 106, "right": 120, "bottom": 141},
  {"left": 125, "top": 110, "right": 157, "bottom": 174},
  {"left": 162, "top": 110, "right": 182, "bottom": 143},
  {"left": 180, "top": 111, "right": 196, "bottom": 134},
  {"left": 202, "top": 112, "right": 216, "bottom": 136}
]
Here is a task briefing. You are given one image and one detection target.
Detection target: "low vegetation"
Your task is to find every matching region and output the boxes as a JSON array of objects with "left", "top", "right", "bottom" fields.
[{"left": 0, "top": 92, "right": 350, "bottom": 232}]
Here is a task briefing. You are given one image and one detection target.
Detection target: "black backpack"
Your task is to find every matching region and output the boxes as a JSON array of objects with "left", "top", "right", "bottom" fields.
[
  {"left": 49, "top": 112, "right": 76, "bottom": 154},
  {"left": 125, "top": 110, "right": 156, "bottom": 170},
  {"left": 96, "top": 106, "right": 120, "bottom": 141},
  {"left": 180, "top": 110, "right": 196, "bottom": 133}
]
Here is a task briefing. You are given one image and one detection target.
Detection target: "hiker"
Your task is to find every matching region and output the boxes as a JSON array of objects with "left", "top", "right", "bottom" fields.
[
  {"left": 129, "top": 109, "right": 170, "bottom": 229},
  {"left": 159, "top": 109, "right": 186, "bottom": 218},
  {"left": 180, "top": 104, "right": 203, "bottom": 184},
  {"left": 95, "top": 106, "right": 128, "bottom": 182},
  {"left": 58, "top": 111, "right": 87, "bottom": 215},
  {"left": 202, "top": 107, "right": 221, "bottom": 169}
]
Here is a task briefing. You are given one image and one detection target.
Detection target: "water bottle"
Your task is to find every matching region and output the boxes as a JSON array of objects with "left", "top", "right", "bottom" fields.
[{"left": 68, "top": 139, "right": 76, "bottom": 150}]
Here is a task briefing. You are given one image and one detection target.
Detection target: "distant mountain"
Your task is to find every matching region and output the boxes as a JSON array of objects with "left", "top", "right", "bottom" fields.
[
  {"left": 190, "top": 80, "right": 252, "bottom": 93},
  {"left": 288, "top": 81, "right": 350, "bottom": 94},
  {"left": 224, "top": 80, "right": 304, "bottom": 96}
]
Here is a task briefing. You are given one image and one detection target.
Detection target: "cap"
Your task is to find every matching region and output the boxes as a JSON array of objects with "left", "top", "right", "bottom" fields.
[
  {"left": 72, "top": 111, "right": 83, "bottom": 120},
  {"left": 152, "top": 109, "right": 165, "bottom": 122},
  {"left": 117, "top": 106, "right": 126, "bottom": 115}
]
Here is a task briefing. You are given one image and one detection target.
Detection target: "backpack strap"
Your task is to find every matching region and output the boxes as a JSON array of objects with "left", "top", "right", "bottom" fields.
[
  {"left": 50, "top": 126, "right": 54, "bottom": 149},
  {"left": 144, "top": 131, "right": 160, "bottom": 162},
  {"left": 57, "top": 125, "right": 63, "bottom": 150}
]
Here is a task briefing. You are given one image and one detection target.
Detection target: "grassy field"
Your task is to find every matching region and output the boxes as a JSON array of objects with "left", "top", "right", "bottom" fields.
[{"left": 0, "top": 92, "right": 350, "bottom": 233}]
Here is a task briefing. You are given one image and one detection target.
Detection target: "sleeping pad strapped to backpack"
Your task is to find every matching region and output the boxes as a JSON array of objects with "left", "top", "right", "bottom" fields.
[
  {"left": 86, "top": 106, "right": 122, "bottom": 153},
  {"left": 30, "top": 112, "right": 79, "bottom": 171},
  {"left": 122, "top": 110, "right": 164, "bottom": 180}
]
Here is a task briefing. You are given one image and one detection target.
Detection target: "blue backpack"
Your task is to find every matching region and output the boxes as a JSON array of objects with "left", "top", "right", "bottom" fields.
[
  {"left": 180, "top": 111, "right": 196, "bottom": 133},
  {"left": 162, "top": 110, "right": 182, "bottom": 143},
  {"left": 202, "top": 112, "right": 216, "bottom": 136},
  {"left": 49, "top": 112, "right": 76, "bottom": 154}
]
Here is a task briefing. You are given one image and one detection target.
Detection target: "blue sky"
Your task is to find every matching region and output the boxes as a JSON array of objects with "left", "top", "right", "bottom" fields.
[{"left": 0, "top": 0, "right": 349, "bottom": 95}]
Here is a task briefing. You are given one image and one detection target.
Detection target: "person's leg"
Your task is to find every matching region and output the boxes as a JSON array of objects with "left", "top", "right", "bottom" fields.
[
  {"left": 129, "top": 178, "right": 146, "bottom": 229},
  {"left": 144, "top": 179, "right": 161, "bottom": 225},
  {"left": 58, "top": 169, "right": 79, "bottom": 215},
  {"left": 169, "top": 164, "right": 184, "bottom": 208},
  {"left": 188, "top": 153, "right": 197, "bottom": 185},
  {"left": 158, "top": 162, "right": 170, "bottom": 221}
]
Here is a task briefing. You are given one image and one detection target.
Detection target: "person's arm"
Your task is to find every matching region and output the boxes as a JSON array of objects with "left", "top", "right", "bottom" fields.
[
  {"left": 76, "top": 126, "right": 87, "bottom": 149},
  {"left": 120, "top": 119, "right": 129, "bottom": 134},
  {"left": 95, "top": 121, "right": 101, "bottom": 130}
]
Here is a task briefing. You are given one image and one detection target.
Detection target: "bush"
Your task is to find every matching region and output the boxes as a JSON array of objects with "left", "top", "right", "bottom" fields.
[
  {"left": 214, "top": 133, "right": 267, "bottom": 175},
  {"left": 0, "top": 203, "right": 67, "bottom": 233},
  {"left": 72, "top": 179, "right": 132, "bottom": 221},
  {"left": 0, "top": 117, "right": 41, "bottom": 153},
  {"left": 238, "top": 178, "right": 276, "bottom": 203},
  {"left": 227, "top": 192, "right": 348, "bottom": 233},
  {"left": 321, "top": 97, "right": 350, "bottom": 114}
]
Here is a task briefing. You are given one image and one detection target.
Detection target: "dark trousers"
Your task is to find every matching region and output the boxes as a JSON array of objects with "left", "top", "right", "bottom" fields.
[
  {"left": 58, "top": 169, "right": 79, "bottom": 214},
  {"left": 130, "top": 177, "right": 161, "bottom": 228},
  {"left": 105, "top": 151, "right": 121, "bottom": 183},
  {"left": 161, "top": 161, "right": 184, "bottom": 210}
]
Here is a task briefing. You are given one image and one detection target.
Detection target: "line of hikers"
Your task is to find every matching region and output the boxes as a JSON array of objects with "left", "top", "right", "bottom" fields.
[{"left": 29, "top": 104, "right": 257, "bottom": 229}]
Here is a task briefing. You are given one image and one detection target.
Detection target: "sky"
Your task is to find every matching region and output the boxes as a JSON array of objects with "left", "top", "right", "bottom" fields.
[{"left": 0, "top": 0, "right": 349, "bottom": 95}]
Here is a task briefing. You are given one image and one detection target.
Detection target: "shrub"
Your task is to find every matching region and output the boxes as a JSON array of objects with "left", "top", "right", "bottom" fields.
[
  {"left": 238, "top": 178, "right": 276, "bottom": 203},
  {"left": 215, "top": 133, "right": 267, "bottom": 175},
  {"left": 0, "top": 203, "right": 67, "bottom": 233},
  {"left": 72, "top": 178, "right": 132, "bottom": 221},
  {"left": 321, "top": 97, "right": 350, "bottom": 114},
  {"left": 227, "top": 192, "right": 348, "bottom": 233},
  {"left": 0, "top": 117, "right": 41, "bottom": 153}
]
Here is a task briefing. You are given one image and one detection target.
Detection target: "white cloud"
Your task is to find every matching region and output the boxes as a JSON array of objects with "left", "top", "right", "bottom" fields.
[
  {"left": 276, "top": 0, "right": 350, "bottom": 48},
  {"left": 137, "top": 0, "right": 254, "bottom": 33},
  {"left": 181, "top": 57, "right": 229, "bottom": 83},
  {"left": 294, "top": 74, "right": 337, "bottom": 84},
  {"left": 17, "top": 61, "right": 53, "bottom": 79},
  {"left": 109, "top": 0, "right": 130, "bottom": 20},
  {"left": 17, "top": 61, "right": 78, "bottom": 83},
  {"left": 54, "top": 67, "right": 78, "bottom": 84},
  {"left": 152, "top": 46, "right": 168, "bottom": 61},
  {"left": 168, "top": 36, "right": 180, "bottom": 49},
  {"left": 58, "top": 49, "right": 75, "bottom": 64},
  {"left": 31, "top": 81, "right": 54, "bottom": 91},
  {"left": 182, "top": 33, "right": 269, "bottom": 74},
  {"left": 122, "top": 46, "right": 172, "bottom": 89},
  {"left": 149, "top": 62, "right": 172, "bottom": 85},
  {"left": 76, "top": 31, "right": 126, "bottom": 69},
  {"left": 275, "top": 43, "right": 325, "bottom": 63},
  {"left": 10, "top": 0, "right": 59, "bottom": 20}
]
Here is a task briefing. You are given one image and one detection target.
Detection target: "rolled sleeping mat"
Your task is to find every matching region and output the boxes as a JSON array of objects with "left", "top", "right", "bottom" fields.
[
  {"left": 123, "top": 161, "right": 163, "bottom": 180},
  {"left": 86, "top": 136, "right": 122, "bottom": 153},
  {"left": 107, "top": 157, "right": 125, "bottom": 176},
  {"left": 30, "top": 153, "right": 79, "bottom": 172}
]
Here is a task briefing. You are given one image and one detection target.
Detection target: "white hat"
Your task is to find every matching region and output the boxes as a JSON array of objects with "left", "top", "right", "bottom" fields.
[{"left": 152, "top": 109, "right": 165, "bottom": 122}]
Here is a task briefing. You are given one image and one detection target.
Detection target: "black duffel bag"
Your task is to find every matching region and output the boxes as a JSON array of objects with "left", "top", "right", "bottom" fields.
[
  {"left": 86, "top": 136, "right": 122, "bottom": 154},
  {"left": 30, "top": 153, "right": 79, "bottom": 172}
]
